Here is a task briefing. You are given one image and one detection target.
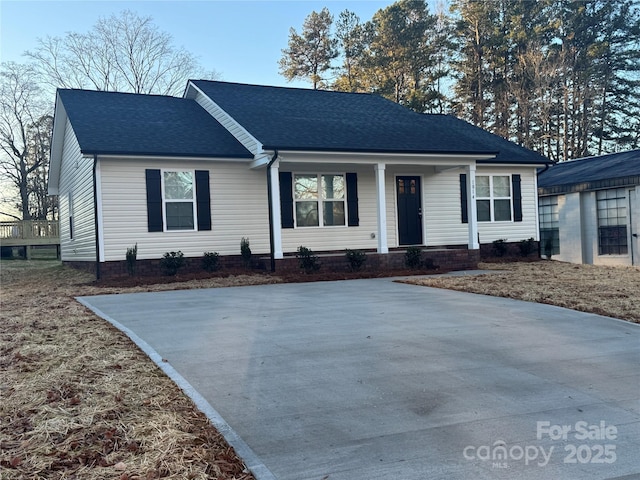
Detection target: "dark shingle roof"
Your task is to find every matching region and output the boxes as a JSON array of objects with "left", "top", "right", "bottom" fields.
[
  {"left": 429, "top": 114, "right": 551, "bottom": 165},
  {"left": 190, "top": 80, "right": 549, "bottom": 164},
  {"left": 538, "top": 150, "right": 640, "bottom": 194},
  {"left": 58, "top": 89, "right": 252, "bottom": 158}
]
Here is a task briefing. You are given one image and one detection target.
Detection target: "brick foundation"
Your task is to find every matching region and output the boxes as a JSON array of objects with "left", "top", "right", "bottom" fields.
[
  {"left": 273, "top": 247, "right": 480, "bottom": 273},
  {"left": 64, "top": 247, "right": 482, "bottom": 280},
  {"left": 74, "top": 254, "right": 270, "bottom": 280},
  {"left": 64, "top": 239, "right": 539, "bottom": 280},
  {"left": 479, "top": 240, "right": 540, "bottom": 259}
]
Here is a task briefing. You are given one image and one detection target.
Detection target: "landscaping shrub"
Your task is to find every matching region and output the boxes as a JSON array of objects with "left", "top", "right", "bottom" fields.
[
  {"left": 161, "top": 251, "right": 185, "bottom": 276},
  {"left": 296, "top": 246, "right": 320, "bottom": 273},
  {"left": 126, "top": 243, "right": 137, "bottom": 276},
  {"left": 345, "top": 249, "right": 367, "bottom": 271},
  {"left": 518, "top": 237, "right": 536, "bottom": 257},
  {"left": 240, "top": 237, "right": 251, "bottom": 267},
  {"left": 202, "top": 251, "right": 220, "bottom": 272},
  {"left": 492, "top": 239, "right": 508, "bottom": 257},
  {"left": 405, "top": 246, "right": 422, "bottom": 269}
]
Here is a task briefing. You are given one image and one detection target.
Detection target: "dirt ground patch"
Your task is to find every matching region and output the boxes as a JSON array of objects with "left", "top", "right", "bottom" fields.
[
  {"left": 402, "top": 260, "right": 640, "bottom": 323},
  {"left": 1, "top": 260, "right": 264, "bottom": 480},
  {"left": 2, "top": 259, "right": 638, "bottom": 479}
]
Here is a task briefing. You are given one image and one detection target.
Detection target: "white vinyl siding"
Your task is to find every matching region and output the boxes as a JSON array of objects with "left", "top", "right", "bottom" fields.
[
  {"left": 396, "top": 166, "right": 539, "bottom": 247},
  {"left": 476, "top": 167, "right": 539, "bottom": 243},
  {"left": 58, "top": 119, "right": 96, "bottom": 261},
  {"left": 98, "top": 158, "right": 269, "bottom": 260},
  {"left": 282, "top": 164, "right": 539, "bottom": 251},
  {"left": 422, "top": 167, "right": 468, "bottom": 246},
  {"left": 97, "top": 158, "right": 541, "bottom": 260},
  {"left": 281, "top": 165, "right": 378, "bottom": 253}
]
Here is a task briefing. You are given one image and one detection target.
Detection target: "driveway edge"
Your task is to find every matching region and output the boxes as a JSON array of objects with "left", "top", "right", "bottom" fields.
[{"left": 76, "top": 297, "right": 277, "bottom": 480}]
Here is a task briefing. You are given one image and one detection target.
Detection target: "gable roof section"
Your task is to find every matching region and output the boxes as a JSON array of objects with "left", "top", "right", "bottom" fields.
[
  {"left": 190, "top": 80, "right": 547, "bottom": 164},
  {"left": 57, "top": 89, "right": 252, "bottom": 158},
  {"left": 538, "top": 150, "right": 640, "bottom": 195}
]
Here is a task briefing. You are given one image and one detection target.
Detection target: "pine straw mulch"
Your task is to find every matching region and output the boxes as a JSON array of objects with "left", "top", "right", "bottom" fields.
[
  {"left": 0, "top": 260, "right": 276, "bottom": 480},
  {"left": 400, "top": 260, "right": 640, "bottom": 323},
  {"left": 2, "top": 259, "right": 639, "bottom": 480}
]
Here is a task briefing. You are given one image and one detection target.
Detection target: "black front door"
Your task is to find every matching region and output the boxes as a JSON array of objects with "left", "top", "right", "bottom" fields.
[{"left": 397, "top": 176, "right": 423, "bottom": 245}]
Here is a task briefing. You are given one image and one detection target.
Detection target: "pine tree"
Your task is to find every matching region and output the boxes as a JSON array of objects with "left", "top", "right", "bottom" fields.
[
  {"left": 279, "top": 8, "right": 339, "bottom": 89},
  {"left": 333, "top": 10, "right": 368, "bottom": 92}
]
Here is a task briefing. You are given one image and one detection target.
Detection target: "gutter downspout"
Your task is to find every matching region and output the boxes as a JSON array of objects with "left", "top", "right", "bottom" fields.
[
  {"left": 93, "top": 155, "right": 101, "bottom": 280},
  {"left": 266, "top": 150, "right": 279, "bottom": 272}
]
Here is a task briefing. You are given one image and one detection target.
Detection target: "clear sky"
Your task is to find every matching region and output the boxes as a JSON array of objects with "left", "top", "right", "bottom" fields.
[{"left": 1, "top": 0, "right": 400, "bottom": 90}]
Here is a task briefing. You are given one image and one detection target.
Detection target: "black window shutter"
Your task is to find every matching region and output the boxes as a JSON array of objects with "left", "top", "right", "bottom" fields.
[
  {"left": 512, "top": 174, "right": 523, "bottom": 222},
  {"left": 279, "top": 172, "right": 294, "bottom": 228},
  {"left": 145, "top": 169, "right": 163, "bottom": 232},
  {"left": 195, "top": 170, "right": 211, "bottom": 231},
  {"left": 460, "top": 173, "right": 468, "bottom": 224},
  {"left": 346, "top": 172, "right": 359, "bottom": 227}
]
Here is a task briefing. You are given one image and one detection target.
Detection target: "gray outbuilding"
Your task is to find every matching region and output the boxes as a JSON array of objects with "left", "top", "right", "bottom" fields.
[{"left": 537, "top": 150, "right": 640, "bottom": 266}]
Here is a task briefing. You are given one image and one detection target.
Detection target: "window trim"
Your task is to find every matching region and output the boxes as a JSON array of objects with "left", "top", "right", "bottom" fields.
[
  {"left": 476, "top": 174, "right": 513, "bottom": 223},
  {"left": 161, "top": 169, "right": 197, "bottom": 232},
  {"left": 596, "top": 188, "right": 628, "bottom": 256},
  {"left": 293, "top": 173, "right": 348, "bottom": 228},
  {"left": 539, "top": 195, "right": 560, "bottom": 255}
]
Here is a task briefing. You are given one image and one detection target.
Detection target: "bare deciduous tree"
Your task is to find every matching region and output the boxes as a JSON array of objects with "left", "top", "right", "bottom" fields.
[
  {"left": 26, "top": 10, "right": 216, "bottom": 96},
  {"left": 0, "top": 62, "right": 53, "bottom": 220}
]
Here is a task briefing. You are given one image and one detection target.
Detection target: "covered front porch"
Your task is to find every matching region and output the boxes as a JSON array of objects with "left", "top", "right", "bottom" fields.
[{"left": 255, "top": 150, "right": 490, "bottom": 263}]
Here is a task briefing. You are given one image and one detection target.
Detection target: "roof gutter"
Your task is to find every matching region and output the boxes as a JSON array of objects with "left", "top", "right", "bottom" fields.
[
  {"left": 537, "top": 163, "right": 552, "bottom": 177},
  {"left": 93, "top": 155, "right": 101, "bottom": 280},
  {"left": 266, "top": 150, "right": 279, "bottom": 272}
]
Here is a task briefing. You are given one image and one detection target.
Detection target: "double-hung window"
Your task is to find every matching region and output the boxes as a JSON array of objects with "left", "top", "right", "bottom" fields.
[
  {"left": 597, "top": 188, "right": 628, "bottom": 255},
  {"left": 476, "top": 175, "right": 512, "bottom": 222},
  {"left": 163, "top": 171, "right": 196, "bottom": 230},
  {"left": 294, "top": 174, "right": 346, "bottom": 227},
  {"left": 145, "top": 169, "right": 211, "bottom": 232}
]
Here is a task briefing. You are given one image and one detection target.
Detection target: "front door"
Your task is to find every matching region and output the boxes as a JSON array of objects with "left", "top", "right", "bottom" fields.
[{"left": 397, "top": 176, "right": 423, "bottom": 245}]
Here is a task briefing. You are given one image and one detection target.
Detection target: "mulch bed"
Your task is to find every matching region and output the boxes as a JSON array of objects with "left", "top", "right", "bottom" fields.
[{"left": 92, "top": 266, "right": 447, "bottom": 289}]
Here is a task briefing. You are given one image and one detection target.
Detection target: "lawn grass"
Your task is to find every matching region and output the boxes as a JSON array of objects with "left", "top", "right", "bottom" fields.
[
  {"left": 2, "top": 258, "right": 638, "bottom": 478},
  {"left": 402, "top": 260, "right": 640, "bottom": 323}
]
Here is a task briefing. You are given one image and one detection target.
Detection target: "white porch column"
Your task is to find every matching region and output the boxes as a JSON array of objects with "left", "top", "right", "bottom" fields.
[
  {"left": 375, "top": 162, "right": 389, "bottom": 254},
  {"left": 269, "top": 159, "right": 283, "bottom": 259},
  {"left": 466, "top": 164, "right": 479, "bottom": 249}
]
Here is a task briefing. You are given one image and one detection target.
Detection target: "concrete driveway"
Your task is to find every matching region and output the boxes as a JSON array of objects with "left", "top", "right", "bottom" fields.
[{"left": 78, "top": 278, "right": 640, "bottom": 480}]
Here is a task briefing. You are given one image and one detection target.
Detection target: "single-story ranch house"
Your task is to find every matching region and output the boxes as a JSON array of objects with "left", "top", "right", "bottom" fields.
[
  {"left": 538, "top": 149, "right": 639, "bottom": 266},
  {"left": 48, "top": 80, "right": 551, "bottom": 278}
]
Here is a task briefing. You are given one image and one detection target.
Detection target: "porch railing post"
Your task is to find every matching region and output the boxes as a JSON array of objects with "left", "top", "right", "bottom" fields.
[
  {"left": 466, "top": 164, "right": 480, "bottom": 250},
  {"left": 375, "top": 162, "right": 389, "bottom": 254}
]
